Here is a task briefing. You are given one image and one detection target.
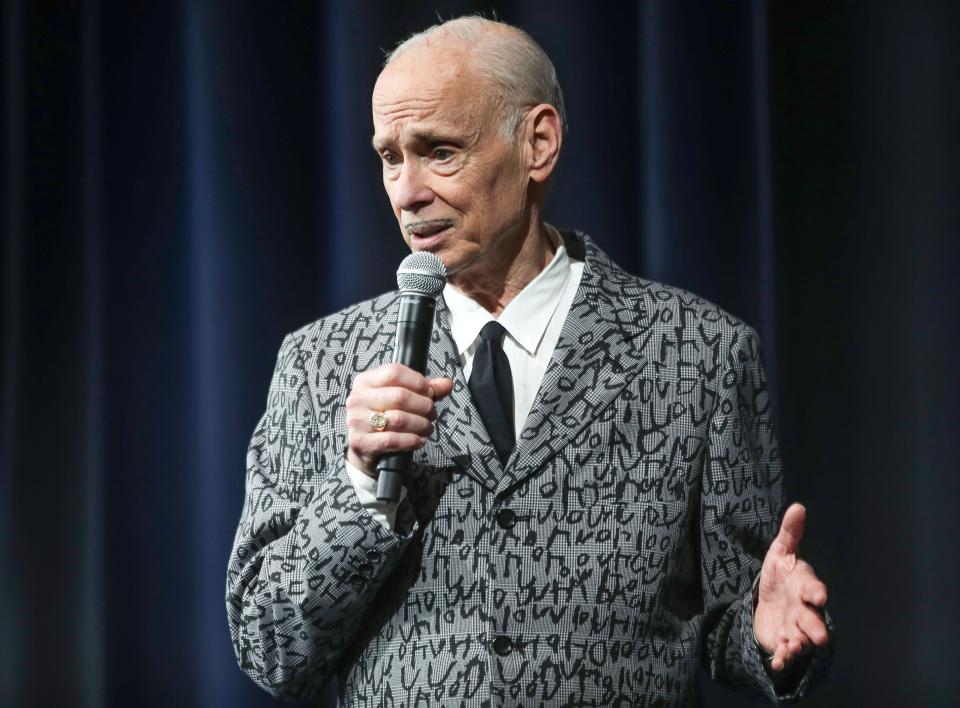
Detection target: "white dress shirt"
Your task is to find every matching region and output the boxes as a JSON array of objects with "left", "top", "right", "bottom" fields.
[{"left": 345, "top": 227, "right": 584, "bottom": 529}]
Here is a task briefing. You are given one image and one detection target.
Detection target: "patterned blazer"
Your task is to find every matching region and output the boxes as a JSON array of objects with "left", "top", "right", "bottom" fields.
[{"left": 226, "top": 231, "right": 833, "bottom": 706}]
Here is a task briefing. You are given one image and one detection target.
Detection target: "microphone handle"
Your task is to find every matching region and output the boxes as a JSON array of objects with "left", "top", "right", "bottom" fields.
[{"left": 376, "top": 293, "right": 437, "bottom": 503}]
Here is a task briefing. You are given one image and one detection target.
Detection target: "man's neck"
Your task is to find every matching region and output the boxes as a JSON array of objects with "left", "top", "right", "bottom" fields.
[{"left": 448, "top": 222, "right": 558, "bottom": 317}]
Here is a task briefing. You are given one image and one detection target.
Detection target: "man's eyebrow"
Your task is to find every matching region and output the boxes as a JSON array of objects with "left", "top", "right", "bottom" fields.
[
  {"left": 409, "top": 129, "right": 466, "bottom": 145},
  {"left": 371, "top": 130, "right": 466, "bottom": 152}
]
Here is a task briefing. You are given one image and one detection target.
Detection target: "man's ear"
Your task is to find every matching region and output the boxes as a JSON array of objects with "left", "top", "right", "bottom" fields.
[{"left": 524, "top": 103, "right": 562, "bottom": 184}]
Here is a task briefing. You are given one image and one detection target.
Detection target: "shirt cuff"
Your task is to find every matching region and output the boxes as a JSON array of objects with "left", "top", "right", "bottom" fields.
[{"left": 344, "top": 456, "right": 404, "bottom": 531}]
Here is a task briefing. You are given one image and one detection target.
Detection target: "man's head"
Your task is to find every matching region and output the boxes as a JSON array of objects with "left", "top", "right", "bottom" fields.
[
  {"left": 371, "top": 17, "right": 565, "bottom": 284},
  {"left": 384, "top": 17, "right": 566, "bottom": 142}
]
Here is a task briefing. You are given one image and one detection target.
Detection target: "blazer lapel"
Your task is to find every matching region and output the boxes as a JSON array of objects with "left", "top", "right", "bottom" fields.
[
  {"left": 427, "top": 297, "right": 503, "bottom": 492},
  {"left": 496, "top": 234, "right": 650, "bottom": 496}
]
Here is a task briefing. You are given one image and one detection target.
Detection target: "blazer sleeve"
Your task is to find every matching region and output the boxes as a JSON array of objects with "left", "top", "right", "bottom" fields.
[
  {"left": 225, "top": 333, "right": 419, "bottom": 700},
  {"left": 699, "top": 324, "right": 835, "bottom": 702}
]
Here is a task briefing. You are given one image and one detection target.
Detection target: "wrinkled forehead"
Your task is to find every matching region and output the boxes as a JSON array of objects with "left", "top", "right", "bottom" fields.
[{"left": 371, "top": 50, "right": 498, "bottom": 144}]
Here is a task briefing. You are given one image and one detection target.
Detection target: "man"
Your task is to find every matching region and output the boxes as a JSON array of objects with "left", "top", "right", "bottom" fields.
[{"left": 227, "top": 16, "right": 834, "bottom": 706}]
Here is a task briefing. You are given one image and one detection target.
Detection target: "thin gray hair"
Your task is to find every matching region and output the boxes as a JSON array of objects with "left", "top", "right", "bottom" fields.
[{"left": 384, "top": 16, "right": 567, "bottom": 142}]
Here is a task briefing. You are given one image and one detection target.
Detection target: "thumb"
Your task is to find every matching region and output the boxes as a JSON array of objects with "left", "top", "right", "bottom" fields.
[
  {"left": 773, "top": 503, "right": 806, "bottom": 556},
  {"left": 428, "top": 377, "right": 455, "bottom": 400}
]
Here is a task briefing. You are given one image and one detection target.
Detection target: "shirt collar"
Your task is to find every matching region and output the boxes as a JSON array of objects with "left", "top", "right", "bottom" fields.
[{"left": 442, "top": 229, "right": 572, "bottom": 357}]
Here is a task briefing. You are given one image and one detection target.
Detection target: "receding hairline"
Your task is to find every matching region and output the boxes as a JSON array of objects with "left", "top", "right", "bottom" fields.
[
  {"left": 381, "top": 16, "right": 567, "bottom": 138},
  {"left": 385, "top": 19, "right": 525, "bottom": 64}
]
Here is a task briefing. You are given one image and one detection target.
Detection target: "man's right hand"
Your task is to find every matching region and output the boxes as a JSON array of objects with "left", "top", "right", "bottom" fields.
[{"left": 345, "top": 363, "right": 454, "bottom": 478}]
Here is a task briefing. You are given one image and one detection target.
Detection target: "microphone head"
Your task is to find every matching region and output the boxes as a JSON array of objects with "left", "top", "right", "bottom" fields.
[{"left": 396, "top": 251, "right": 447, "bottom": 297}]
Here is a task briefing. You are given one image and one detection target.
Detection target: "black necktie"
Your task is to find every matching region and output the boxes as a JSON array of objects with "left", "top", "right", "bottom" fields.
[{"left": 468, "top": 321, "right": 515, "bottom": 464}]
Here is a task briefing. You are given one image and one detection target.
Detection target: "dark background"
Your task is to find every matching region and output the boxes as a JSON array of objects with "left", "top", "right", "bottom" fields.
[{"left": 2, "top": 1, "right": 958, "bottom": 706}]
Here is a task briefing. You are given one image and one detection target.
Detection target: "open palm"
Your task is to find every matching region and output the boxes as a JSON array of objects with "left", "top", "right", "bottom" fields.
[{"left": 753, "top": 503, "right": 830, "bottom": 672}]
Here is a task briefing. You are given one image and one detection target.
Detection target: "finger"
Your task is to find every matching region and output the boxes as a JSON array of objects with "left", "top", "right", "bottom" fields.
[
  {"left": 360, "top": 363, "right": 433, "bottom": 395},
  {"left": 347, "top": 406, "right": 434, "bottom": 440},
  {"left": 346, "top": 409, "right": 433, "bottom": 436},
  {"left": 371, "top": 410, "right": 434, "bottom": 437},
  {"left": 347, "top": 429, "right": 427, "bottom": 473},
  {"left": 800, "top": 577, "right": 829, "bottom": 607},
  {"left": 797, "top": 607, "right": 829, "bottom": 646},
  {"left": 428, "top": 377, "right": 455, "bottom": 399},
  {"left": 773, "top": 633, "right": 806, "bottom": 671},
  {"left": 365, "top": 386, "right": 435, "bottom": 417},
  {"left": 773, "top": 502, "right": 806, "bottom": 556},
  {"left": 787, "top": 633, "right": 806, "bottom": 655},
  {"left": 356, "top": 431, "right": 426, "bottom": 457}
]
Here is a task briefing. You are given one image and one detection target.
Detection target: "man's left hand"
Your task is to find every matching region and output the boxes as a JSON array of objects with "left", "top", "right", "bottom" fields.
[{"left": 753, "top": 503, "right": 830, "bottom": 672}]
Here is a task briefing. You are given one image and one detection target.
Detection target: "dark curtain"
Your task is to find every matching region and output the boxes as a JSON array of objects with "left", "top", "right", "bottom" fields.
[{"left": 2, "top": 1, "right": 957, "bottom": 706}]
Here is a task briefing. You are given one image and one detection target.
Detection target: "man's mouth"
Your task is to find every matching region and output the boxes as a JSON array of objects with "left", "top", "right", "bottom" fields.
[{"left": 404, "top": 219, "right": 456, "bottom": 241}]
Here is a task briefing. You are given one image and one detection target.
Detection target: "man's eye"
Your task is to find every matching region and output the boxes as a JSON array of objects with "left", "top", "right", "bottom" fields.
[
  {"left": 382, "top": 152, "right": 399, "bottom": 166},
  {"left": 432, "top": 149, "right": 454, "bottom": 161}
]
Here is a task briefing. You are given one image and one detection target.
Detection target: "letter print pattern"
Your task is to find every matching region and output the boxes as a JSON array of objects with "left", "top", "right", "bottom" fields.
[{"left": 226, "top": 231, "right": 834, "bottom": 706}]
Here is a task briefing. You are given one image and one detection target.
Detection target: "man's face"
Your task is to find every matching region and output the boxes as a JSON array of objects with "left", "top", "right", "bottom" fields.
[{"left": 372, "top": 47, "right": 529, "bottom": 281}]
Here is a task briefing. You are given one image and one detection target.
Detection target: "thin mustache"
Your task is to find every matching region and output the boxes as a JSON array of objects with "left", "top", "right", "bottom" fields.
[{"left": 404, "top": 219, "right": 455, "bottom": 234}]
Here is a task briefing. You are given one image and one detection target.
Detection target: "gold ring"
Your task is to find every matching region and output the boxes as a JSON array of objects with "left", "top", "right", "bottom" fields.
[{"left": 369, "top": 411, "right": 388, "bottom": 432}]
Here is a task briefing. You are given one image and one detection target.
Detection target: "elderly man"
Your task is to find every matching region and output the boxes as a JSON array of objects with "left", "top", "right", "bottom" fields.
[{"left": 227, "top": 16, "right": 834, "bottom": 707}]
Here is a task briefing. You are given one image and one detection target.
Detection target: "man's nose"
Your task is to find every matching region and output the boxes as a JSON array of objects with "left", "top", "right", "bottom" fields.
[{"left": 392, "top": 158, "right": 434, "bottom": 212}]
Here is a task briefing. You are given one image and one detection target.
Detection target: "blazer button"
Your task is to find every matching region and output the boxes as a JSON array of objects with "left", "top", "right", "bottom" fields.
[
  {"left": 349, "top": 573, "right": 366, "bottom": 587},
  {"left": 356, "top": 562, "right": 373, "bottom": 575},
  {"left": 366, "top": 549, "right": 382, "bottom": 563},
  {"left": 496, "top": 508, "right": 516, "bottom": 530},
  {"left": 492, "top": 635, "right": 513, "bottom": 656}
]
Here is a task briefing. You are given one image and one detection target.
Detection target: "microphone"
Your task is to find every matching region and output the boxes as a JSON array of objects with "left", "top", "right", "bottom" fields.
[{"left": 376, "top": 251, "right": 448, "bottom": 503}]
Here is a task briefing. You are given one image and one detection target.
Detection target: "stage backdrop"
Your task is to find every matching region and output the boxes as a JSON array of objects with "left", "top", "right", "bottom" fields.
[{"left": 2, "top": 1, "right": 958, "bottom": 706}]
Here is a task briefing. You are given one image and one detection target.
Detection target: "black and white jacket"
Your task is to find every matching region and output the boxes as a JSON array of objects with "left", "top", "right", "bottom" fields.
[{"left": 226, "top": 231, "right": 834, "bottom": 706}]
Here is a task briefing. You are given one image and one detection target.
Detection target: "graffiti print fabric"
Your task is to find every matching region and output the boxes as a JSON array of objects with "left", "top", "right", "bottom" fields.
[{"left": 226, "top": 231, "right": 833, "bottom": 706}]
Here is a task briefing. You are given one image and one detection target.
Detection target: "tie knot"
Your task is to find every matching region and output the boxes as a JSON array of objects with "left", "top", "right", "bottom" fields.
[{"left": 479, "top": 321, "right": 507, "bottom": 344}]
